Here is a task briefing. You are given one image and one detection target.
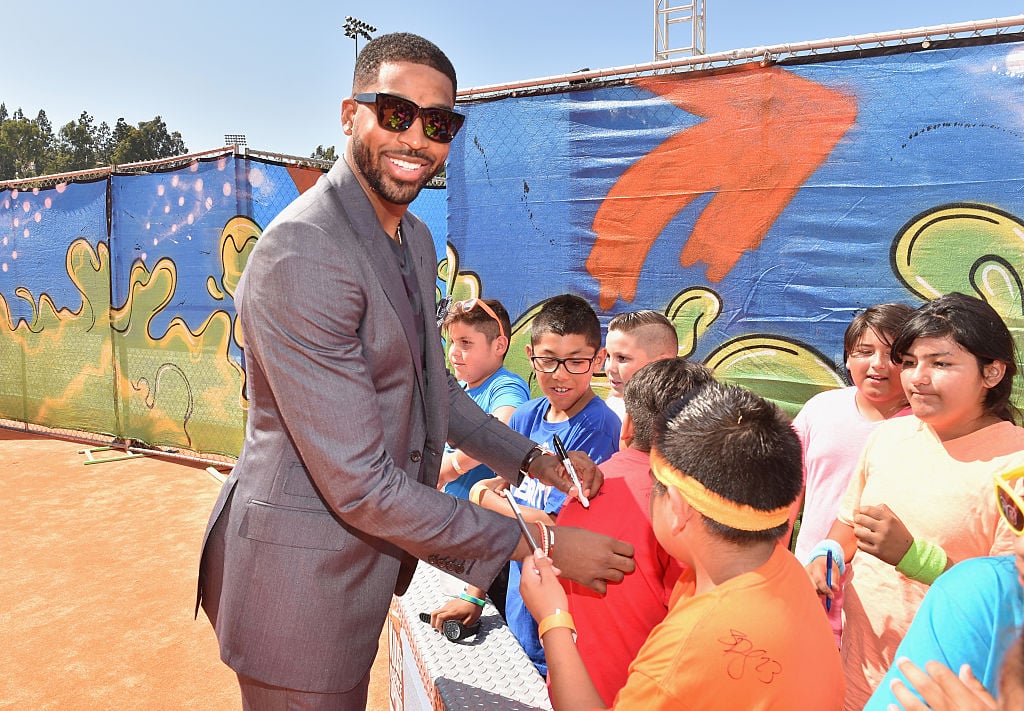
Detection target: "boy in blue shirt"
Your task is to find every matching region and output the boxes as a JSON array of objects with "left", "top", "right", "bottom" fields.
[
  {"left": 437, "top": 298, "right": 530, "bottom": 498},
  {"left": 470, "top": 293, "right": 621, "bottom": 675},
  {"left": 427, "top": 297, "right": 529, "bottom": 626}
]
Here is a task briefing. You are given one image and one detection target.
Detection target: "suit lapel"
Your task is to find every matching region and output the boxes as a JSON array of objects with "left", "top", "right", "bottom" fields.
[{"left": 325, "top": 161, "right": 425, "bottom": 399}]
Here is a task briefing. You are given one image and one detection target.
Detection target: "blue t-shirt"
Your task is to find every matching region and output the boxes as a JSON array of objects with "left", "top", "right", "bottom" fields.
[
  {"left": 505, "top": 395, "right": 621, "bottom": 676},
  {"left": 865, "top": 556, "right": 1024, "bottom": 709},
  {"left": 442, "top": 367, "right": 530, "bottom": 500}
]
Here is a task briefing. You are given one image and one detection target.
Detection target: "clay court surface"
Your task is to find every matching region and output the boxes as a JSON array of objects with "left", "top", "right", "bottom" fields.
[{"left": 0, "top": 428, "right": 389, "bottom": 710}]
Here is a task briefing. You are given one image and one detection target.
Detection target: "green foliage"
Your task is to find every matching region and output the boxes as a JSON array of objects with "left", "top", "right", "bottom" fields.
[
  {"left": 310, "top": 144, "right": 337, "bottom": 161},
  {"left": 0, "top": 104, "right": 189, "bottom": 180}
]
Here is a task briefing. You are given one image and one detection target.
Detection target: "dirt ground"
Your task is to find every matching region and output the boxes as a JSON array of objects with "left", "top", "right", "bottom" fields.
[{"left": 0, "top": 428, "right": 389, "bottom": 710}]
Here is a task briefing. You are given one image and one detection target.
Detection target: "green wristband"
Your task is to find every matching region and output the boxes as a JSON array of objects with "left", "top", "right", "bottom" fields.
[
  {"left": 459, "top": 592, "right": 486, "bottom": 607},
  {"left": 895, "top": 538, "right": 947, "bottom": 585}
]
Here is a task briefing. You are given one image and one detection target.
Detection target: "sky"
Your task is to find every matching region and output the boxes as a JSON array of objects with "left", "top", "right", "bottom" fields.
[{"left": 3, "top": 1, "right": 1022, "bottom": 159}]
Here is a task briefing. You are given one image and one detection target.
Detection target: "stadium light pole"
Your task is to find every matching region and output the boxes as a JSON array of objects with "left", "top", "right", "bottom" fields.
[{"left": 344, "top": 16, "right": 377, "bottom": 60}]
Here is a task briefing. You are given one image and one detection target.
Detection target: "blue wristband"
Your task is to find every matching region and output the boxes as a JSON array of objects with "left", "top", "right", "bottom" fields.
[{"left": 806, "top": 539, "right": 847, "bottom": 576}]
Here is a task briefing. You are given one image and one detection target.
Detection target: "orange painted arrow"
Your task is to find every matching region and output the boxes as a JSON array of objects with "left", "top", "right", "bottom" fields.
[{"left": 586, "top": 65, "right": 857, "bottom": 309}]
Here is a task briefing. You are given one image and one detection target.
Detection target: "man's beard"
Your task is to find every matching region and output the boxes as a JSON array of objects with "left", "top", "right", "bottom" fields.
[{"left": 351, "top": 134, "right": 438, "bottom": 206}]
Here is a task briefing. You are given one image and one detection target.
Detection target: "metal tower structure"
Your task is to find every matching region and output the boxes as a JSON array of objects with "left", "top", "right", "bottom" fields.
[{"left": 655, "top": 0, "right": 706, "bottom": 61}]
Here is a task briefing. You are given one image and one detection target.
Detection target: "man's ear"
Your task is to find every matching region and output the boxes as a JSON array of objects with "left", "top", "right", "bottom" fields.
[
  {"left": 340, "top": 100, "right": 357, "bottom": 134},
  {"left": 525, "top": 344, "right": 534, "bottom": 358}
]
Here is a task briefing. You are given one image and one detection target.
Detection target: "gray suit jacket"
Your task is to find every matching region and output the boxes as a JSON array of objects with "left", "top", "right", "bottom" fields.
[{"left": 197, "top": 158, "right": 534, "bottom": 693}]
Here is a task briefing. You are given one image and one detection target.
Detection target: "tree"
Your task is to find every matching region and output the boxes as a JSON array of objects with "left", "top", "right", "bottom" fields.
[
  {"left": 310, "top": 144, "right": 337, "bottom": 162},
  {"left": 0, "top": 106, "right": 190, "bottom": 180},
  {"left": 0, "top": 118, "right": 47, "bottom": 179},
  {"left": 51, "top": 111, "right": 99, "bottom": 173},
  {"left": 111, "top": 116, "right": 187, "bottom": 164}
]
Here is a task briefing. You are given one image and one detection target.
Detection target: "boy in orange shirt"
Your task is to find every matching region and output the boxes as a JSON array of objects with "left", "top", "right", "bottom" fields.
[
  {"left": 556, "top": 357, "right": 712, "bottom": 704},
  {"left": 521, "top": 383, "right": 844, "bottom": 710}
]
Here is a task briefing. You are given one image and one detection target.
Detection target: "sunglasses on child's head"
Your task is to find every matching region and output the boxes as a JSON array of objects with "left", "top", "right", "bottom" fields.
[
  {"left": 450, "top": 298, "right": 506, "bottom": 339},
  {"left": 994, "top": 464, "right": 1024, "bottom": 535},
  {"left": 353, "top": 92, "right": 465, "bottom": 144}
]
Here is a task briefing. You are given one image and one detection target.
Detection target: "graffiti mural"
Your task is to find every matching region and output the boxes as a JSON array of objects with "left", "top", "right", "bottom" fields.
[
  {"left": 4, "top": 37, "right": 1024, "bottom": 454},
  {"left": 0, "top": 154, "right": 448, "bottom": 457},
  {"left": 447, "top": 37, "right": 1024, "bottom": 414}
]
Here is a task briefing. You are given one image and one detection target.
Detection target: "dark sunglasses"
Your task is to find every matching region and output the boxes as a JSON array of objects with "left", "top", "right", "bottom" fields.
[{"left": 353, "top": 92, "right": 465, "bottom": 144}]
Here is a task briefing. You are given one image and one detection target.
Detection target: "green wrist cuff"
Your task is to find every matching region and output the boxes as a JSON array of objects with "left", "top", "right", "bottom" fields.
[
  {"left": 895, "top": 538, "right": 947, "bottom": 585},
  {"left": 459, "top": 592, "right": 486, "bottom": 607}
]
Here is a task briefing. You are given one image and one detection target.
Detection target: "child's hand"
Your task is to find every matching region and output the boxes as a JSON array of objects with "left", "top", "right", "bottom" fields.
[
  {"left": 426, "top": 598, "right": 483, "bottom": 631},
  {"left": 854, "top": 504, "right": 913, "bottom": 566},
  {"left": 889, "top": 657, "right": 996, "bottom": 711},
  {"left": 519, "top": 549, "right": 567, "bottom": 622}
]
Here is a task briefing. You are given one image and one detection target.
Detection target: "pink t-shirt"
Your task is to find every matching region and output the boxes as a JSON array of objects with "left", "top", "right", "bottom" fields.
[
  {"left": 836, "top": 416, "right": 1024, "bottom": 709},
  {"left": 791, "top": 386, "right": 910, "bottom": 642}
]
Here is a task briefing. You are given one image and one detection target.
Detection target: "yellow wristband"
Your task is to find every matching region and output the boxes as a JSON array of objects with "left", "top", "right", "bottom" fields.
[
  {"left": 537, "top": 609, "right": 577, "bottom": 644},
  {"left": 469, "top": 482, "right": 487, "bottom": 506}
]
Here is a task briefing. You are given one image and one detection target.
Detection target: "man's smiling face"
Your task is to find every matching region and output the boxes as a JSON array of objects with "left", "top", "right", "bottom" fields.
[{"left": 343, "top": 61, "right": 453, "bottom": 206}]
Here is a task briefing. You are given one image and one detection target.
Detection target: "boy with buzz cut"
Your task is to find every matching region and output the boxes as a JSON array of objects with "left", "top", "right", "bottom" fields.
[
  {"left": 469, "top": 293, "right": 621, "bottom": 676},
  {"left": 604, "top": 311, "right": 679, "bottom": 421},
  {"left": 520, "top": 382, "right": 845, "bottom": 710},
  {"left": 555, "top": 357, "right": 714, "bottom": 705}
]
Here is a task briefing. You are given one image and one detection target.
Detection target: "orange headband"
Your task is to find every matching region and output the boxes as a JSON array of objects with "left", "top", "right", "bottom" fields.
[{"left": 649, "top": 450, "right": 790, "bottom": 532}]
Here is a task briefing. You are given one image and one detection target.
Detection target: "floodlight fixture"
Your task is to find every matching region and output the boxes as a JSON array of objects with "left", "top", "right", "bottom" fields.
[
  {"left": 344, "top": 15, "right": 377, "bottom": 59},
  {"left": 224, "top": 133, "right": 247, "bottom": 146}
]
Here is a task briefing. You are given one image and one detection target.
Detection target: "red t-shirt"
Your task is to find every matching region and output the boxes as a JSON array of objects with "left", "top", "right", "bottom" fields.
[{"left": 557, "top": 448, "right": 684, "bottom": 705}]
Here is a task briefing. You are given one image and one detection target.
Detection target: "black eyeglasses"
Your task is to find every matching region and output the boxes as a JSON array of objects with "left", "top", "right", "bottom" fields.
[
  {"left": 529, "top": 355, "right": 599, "bottom": 375},
  {"left": 353, "top": 92, "right": 465, "bottom": 144}
]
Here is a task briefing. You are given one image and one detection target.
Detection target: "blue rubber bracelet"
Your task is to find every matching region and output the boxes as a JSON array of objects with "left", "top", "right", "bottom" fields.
[{"left": 806, "top": 539, "right": 847, "bottom": 576}]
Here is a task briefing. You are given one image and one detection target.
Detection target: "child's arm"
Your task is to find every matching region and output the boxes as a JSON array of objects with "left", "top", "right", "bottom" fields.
[
  {"left": 519, "top": 550, "right": 606, "bottom": 711},
  {"left": 439, "top": 405, "right": 519, "bottom": 488},
  {"left": 469, "top": 477, "right": 557, "bottom": 525},
  {"left": 426, "top": 583, "right": 488, "bottom": 630},
  {"left": 805, "top": 519, "right": 857, "bottom": 603}
]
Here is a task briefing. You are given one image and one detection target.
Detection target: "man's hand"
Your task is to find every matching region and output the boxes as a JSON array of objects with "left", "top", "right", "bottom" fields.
[
  {"left": 853, "top": 503, "right": 913, "bottom": 566},
  {"left": 890, "top": 657, "right": 996, "bottom": 711},
  {"left": 530, "top": 450, "right": 604, "bottom": 501},
  {"left": 549, "top": 526, "right": 635, "bottom": 594}
]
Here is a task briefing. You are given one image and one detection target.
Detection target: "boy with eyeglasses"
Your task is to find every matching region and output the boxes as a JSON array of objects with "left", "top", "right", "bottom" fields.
[{"left": 470, "top": 293, "right": 621, "bottom": 676}]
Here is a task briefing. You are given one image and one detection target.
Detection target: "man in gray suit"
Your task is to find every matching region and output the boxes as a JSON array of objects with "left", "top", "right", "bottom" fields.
[{"left": 197, "top": 32, "right": 635, "bottom": 709}]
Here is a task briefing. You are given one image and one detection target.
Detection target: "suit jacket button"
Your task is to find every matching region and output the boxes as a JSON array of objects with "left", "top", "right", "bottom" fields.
[{"left": 410, "top": 450, "right": 422, "bottom": 462}]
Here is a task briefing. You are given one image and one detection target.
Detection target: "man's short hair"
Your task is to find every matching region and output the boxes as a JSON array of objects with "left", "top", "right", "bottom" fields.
[
  {"left": 653, "top": 383, "right": 802, "bottom": 544},
  {"left": 353, "top": 32, "right": 458, "bottom": 96},
  {"left": 608, "top": 310, "right": 678, "bottom": 357},
  {"left": 623, "top": 358, "right": 714, "bottom": 452},
  {"left": 530, "top": 294, "right": 602, "bottom": 350},
  {"left": 443, "top": 298, "right": 512, "bottom": 348}
]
